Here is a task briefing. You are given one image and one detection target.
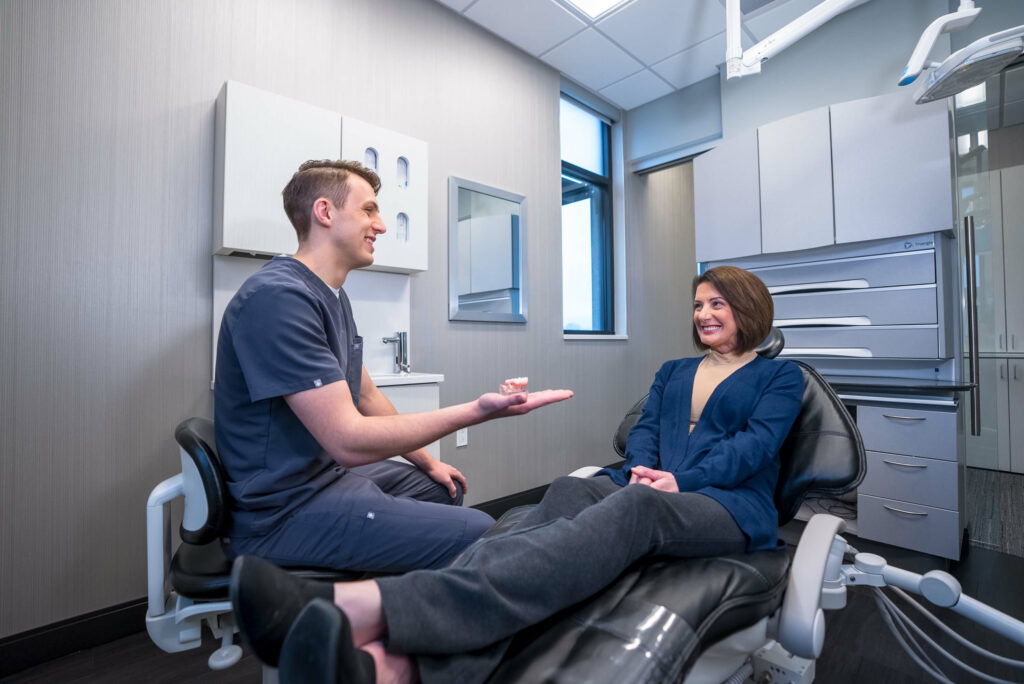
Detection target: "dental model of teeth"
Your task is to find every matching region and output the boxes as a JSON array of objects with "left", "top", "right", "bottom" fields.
[{"left": 499, "top": 377, "right": 528, "bottom": 397}]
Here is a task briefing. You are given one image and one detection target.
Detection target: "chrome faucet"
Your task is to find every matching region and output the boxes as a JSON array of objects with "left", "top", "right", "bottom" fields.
[{"left": 381, "top": 331, "right": 410, "bottom": 374}]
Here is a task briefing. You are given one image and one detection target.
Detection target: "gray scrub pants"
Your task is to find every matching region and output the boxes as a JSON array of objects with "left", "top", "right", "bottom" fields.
[
  {"left": 224, "top": 460, "right": 495, "bottom": 572},
  {"left": 376, "top": 475, "right": 749, "bottom": 684}
]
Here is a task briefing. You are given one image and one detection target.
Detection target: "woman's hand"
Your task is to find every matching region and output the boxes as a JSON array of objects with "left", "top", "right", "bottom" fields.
[{"left": 628, "top": 465, "right": 679, "bottom": 493}]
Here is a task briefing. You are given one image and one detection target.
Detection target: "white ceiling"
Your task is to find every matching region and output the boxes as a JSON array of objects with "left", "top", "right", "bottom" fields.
[{"left": 432, "top": 0, "right": 818, "bottom": 111}]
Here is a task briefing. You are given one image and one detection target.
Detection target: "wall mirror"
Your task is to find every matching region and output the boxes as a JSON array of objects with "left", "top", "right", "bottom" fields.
[{"left": 448, "top": 177, "right": 527, "bottom": 323}]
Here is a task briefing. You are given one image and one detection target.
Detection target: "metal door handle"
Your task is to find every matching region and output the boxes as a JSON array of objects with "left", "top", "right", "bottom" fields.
[
  {"left": 882, "top": 414, "right": 927, "bottom": 421},
  {"left": 965, "top": 216, "right": 981, "bottom": 436},
  {"left": 882, "top": 460, "right": 927, "bottom": 469},
  {"left": 883, "top": 505, "right": 928, "bottom": 517}
]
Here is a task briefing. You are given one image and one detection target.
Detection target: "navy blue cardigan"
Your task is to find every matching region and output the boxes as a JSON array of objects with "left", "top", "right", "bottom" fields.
[{"left": 598, "top": 355, "right": 804, "bottom": 551}]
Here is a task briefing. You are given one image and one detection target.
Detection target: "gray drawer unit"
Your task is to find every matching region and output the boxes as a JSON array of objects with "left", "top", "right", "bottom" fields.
[
  {"left": 773, "top": 285, "right": 937, "bottom": 326},
  {"left": 859, "top": 450, "right": 958, "bottom": 509},
  {"left": 779, "top": 326, "right": 939, "bottom": 359},
  {"left": 857, "top": 404, "right": 957, "bottom": 461},
  {"left": 749, "top": 250, "right": 935, "bottom": 293},
  {"left": 857, "top": 493, "right": 960, "bottom": 559}
]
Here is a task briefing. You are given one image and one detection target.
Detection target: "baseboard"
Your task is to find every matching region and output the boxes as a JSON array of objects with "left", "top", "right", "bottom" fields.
[{"left": 0, "top": 598, "right": 148, "bottom": 677}]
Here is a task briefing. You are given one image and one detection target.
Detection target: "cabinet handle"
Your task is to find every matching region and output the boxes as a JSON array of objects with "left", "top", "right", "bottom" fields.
[
  {"left": 883, "top": 505, "right": 928, "bottom": 516},
  {"left": 882, "top": 414, "right": 927, "bottom": 421},
  {"left": 1000, "top": 333, "right": 1005, "bottom": 350},
  {"left": 1001, "top": 364, "right": 1006, "bottom": 381},
  {"left": 882, "top": 459, "right": 927, "bottom": 469}
]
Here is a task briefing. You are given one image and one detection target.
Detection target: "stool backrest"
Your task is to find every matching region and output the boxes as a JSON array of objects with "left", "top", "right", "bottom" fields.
[{"left": 173, "top": 417, "right": 231, "bottom": 545}]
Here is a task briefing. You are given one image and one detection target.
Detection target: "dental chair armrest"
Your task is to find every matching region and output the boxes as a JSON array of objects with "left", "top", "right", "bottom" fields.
[
  {"left": 568, "top": 466, "right": 603, "bottom": 478},
  {"left": 778, "top": 513, "right": 847, "bottom": 659}
]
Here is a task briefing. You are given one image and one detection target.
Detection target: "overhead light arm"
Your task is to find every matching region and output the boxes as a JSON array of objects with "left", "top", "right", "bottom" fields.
[
  {"left": 726, "top": 0, "right": 873, "bottom": 80},
  {"left": 899, "top": 0, "right": 981, "bottom": 86}
]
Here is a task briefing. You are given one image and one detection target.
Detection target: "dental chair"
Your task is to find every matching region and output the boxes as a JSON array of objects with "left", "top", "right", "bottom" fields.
[
  {"left": 478, "top": 331, "right": 867, "bottom": 683},
  {"left": 145, "top": 417, "right": 361, "bottom": 672}
]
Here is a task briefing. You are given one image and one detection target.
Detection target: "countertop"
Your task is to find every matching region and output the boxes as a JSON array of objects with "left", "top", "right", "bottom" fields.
[
  {"left": 372, "top": 372, "right": 444, "bottom": 386},
  {"left": 822, "top": 374, "right": 973, "bottom": 393}
]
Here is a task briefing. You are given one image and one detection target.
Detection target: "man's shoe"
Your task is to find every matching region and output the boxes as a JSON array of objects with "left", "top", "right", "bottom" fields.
[{"left": 279, "top": 599, "right": 376, "bottom": 684}]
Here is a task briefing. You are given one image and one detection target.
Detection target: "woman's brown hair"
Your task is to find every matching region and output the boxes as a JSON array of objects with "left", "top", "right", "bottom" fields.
[{"left": 691, "top": 266, "right": 774, "bottom": 353}]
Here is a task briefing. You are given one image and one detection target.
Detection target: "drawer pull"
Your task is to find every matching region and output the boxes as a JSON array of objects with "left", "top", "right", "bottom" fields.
[
  {"left": 882, "top": 414, "right": 927, "bottom": 421},
  {"left": 883, "top": 505, "right": 928, "bottom": 517},
  {"left": 882, "top": 459, "right": 927, "bottom": 469}
]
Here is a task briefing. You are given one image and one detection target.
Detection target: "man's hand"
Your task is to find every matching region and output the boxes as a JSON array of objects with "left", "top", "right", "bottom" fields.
[
  {"left": 475, "top": 389, "right": 574, "bottom": 418},
  {"left": 419, "top": 458, "right": 469, "bottom": 499},
  {"left": 628, "top": 465, "right": 679, "bottom": 493}
]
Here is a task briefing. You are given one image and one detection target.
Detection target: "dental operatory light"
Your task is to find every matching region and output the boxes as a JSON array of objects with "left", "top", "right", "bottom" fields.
[
  {"left": 900, "top": 0, "right": 1024, "bottom": 104},
  {"left": 560, "top": 0, "right": 628, "bottom": 20},
  {"left": 725, "top": 0, "right": 872, "bottom": 80}
]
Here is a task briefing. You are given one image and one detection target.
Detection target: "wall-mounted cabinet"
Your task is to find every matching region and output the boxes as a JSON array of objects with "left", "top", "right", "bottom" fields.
[
  {"left": 831, "top": 91, "right": 953, "bottom": 245},
  {"left": 214, "top": 80, "right": 341, "bottom": 257},
  {"left": 341, "top": 117, "right": 428, "bottom": 273},
  {"left": 693, "top": 129, "right": 761, "bottom": 262},
  {"left": 758, "top": 106, "right": 834, "bottom": 255},
  {"left": 213, "top": 82, "right": 429, "bottom": 274},
  {"left": 695, "top": 91, "right": 954, "bottom": 262}
]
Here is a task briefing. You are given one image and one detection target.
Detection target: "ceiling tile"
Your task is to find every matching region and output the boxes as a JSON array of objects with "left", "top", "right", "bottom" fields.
[
  {"left": 597, "top": 0, "right": 726, "bottom": 66},
  {"left": 465, "top": 0, "right": 587, "bottom": 56},
  {"left": 542, "top": 28, "right": 644, "bottom": 91},
  {"left": 651, "top": 30, "right": 752, "bottom": 89},
  {"left": 435, "top": 0, "right": 476, "bottom": 11},
  {"left": 599, "top": 69, "right": 674, "bottom": 110},
  {"left": 741, "top": 0, "right": 820, "bottom": 42}
]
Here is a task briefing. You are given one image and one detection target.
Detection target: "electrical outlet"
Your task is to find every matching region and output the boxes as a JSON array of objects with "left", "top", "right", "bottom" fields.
[{"left": 456, "top": 428, "right": 468, "bottom": 447}]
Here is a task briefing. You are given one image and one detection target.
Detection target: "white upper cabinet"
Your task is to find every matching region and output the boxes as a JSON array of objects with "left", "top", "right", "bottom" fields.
[
  {"left": 213, "top": 82, "right": 429, "bottom": 274},
  {"left": 214, "top": 81, "right": 341, "bottom": 257},
  {"left": 758, "top": 106, "right": 834, "bottom": 254},
  {"left": 694, "top": 128, "right": 761, "bottom": 262},
  {"left": 831, "top": 91, "right": 953, "bottom": 244},
  {"left": 341, "top": 117, "right": 428, "bottom": 273}
]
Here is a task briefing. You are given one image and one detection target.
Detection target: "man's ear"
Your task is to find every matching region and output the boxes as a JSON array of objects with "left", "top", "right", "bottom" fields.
[{"left": 311, "top": 197, "right": 333, "bottom": 226}]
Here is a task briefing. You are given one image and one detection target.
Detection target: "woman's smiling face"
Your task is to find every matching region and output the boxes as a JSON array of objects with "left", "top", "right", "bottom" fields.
[{"left": 693, "top": 282, "right": 739, "bottom": 354}]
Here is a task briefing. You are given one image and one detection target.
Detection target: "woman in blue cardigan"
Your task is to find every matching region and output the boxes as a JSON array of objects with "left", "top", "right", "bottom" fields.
[{"left": 230, "top": 266, "right": 805, "bottom": 684}]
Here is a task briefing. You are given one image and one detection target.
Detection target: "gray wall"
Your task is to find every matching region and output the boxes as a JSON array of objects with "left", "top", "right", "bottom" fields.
[{"left": 0, "top": 0, "right": 697, "bottom": 637}]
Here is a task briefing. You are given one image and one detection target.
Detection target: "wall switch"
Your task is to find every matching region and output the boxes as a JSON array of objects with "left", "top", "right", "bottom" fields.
[{"left": 455, "top": 428, "right": 468, "bottom": 447}]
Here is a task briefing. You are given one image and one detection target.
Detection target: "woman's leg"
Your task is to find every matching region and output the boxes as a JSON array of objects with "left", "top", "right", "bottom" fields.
[{"left": 378, "top": 485, "right": 747, "bottom": 656}]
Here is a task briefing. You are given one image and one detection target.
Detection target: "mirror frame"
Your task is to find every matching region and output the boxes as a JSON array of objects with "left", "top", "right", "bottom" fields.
[{"left": 448, "top": 176, "right": 527, "bottom": 323}]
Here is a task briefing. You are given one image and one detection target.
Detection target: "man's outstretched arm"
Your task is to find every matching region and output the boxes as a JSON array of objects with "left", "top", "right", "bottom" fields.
[{"left": 285, "top": 375, "right": 573, "bottom": 469}]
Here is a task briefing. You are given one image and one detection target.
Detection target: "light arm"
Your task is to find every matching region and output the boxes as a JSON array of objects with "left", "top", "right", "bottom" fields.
[{"left": 899, "top": 1, "right": 981, "bottom": 86}]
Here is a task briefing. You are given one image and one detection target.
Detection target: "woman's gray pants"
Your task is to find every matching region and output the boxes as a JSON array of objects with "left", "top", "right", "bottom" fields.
[{"left": 375, "top": 475, "right": 748, "bottom": 684}]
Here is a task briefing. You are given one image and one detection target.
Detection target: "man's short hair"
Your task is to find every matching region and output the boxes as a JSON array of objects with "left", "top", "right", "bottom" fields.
[
  {"left": 691, "top": 266, "right": 774, "bottom": 354},
  {"left": 282, "top": 160, "right": 382, "bottom": 241}
]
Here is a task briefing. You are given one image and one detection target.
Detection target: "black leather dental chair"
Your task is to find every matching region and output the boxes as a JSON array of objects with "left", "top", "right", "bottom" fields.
[{"left": 479, "top": 329, "right": 865, "bottom": 683}]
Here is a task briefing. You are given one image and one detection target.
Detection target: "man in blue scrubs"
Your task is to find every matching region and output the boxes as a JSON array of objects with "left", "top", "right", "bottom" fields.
[{"left": 215, "top": 160, "right": 572, "bottom": 576}]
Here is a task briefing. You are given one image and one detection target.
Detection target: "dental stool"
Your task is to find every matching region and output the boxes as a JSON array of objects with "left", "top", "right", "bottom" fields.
[
  {"left": 480, "top": 354, "right": 864, "bottom": 683},
  {"left": 145, "top": 417, "right": 361, "bottom": 672}
]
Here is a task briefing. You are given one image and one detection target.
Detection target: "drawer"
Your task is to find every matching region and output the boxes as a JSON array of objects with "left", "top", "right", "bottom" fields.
[
  {"left": 859, "top": 450, "right": 958, "bottom": 509},
  {"left": 857, "top": 493, "right": 960, "bottom": 559},
  {"left": 778, "top": 326, "right": 939, "bottom": 359},
  {"left": 857, "top": 405, "right": 957, "bottom": 461},
  {"left": 750, "top": 250, "right": 935, "bottom": 292},
  {"left": 773, "top": 285, "right": 937, "bottom": 326}
]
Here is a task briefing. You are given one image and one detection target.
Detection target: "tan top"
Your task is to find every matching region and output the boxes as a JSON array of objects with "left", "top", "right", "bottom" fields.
[{"left": 690, "top": 349, "right": 758, "bottom": 433}]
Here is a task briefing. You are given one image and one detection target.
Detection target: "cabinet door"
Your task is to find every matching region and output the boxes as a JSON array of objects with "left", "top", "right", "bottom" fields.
[
  {"left": 831, "top": 91, "right": 953, "bottom": 244},
  {"left": 1009, "top": 361, "right": 1024, "bottom": 474},
  {"left": 961, "top": 170, "right": 1007, "bottom": 353},
  {"left": 1000, "top": 165, "right": 1024, "bottom": 353},
  {"left": 965, "top": 358, "right": 1010, "bottom": 471},
  {"left": 693, "top": 129, "right": 761, "bottom": 262},
  {"left": 758, "top": 106, "right": 834, "bottom": 254},
  {"left": 214, "top": 81, "right": 342, "bottom": 256}
]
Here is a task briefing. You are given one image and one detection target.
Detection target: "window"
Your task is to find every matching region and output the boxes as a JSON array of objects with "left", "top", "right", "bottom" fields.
[{"left": 560, "top": 97, "right": 613, "bottom": 334}]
